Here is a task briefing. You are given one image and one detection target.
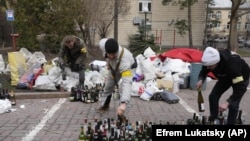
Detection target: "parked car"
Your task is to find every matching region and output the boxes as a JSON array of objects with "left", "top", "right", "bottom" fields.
[
  {"left": 245, "top": 40, "right": 250, "bottom": 47},
  {"left": 214, "top": 36, "right": 228, "bottom": 42},
  {"left": 238, "top": 37, "right": 245, "bottom": 44}
]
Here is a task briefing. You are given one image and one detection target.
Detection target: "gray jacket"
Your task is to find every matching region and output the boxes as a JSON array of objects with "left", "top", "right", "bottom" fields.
[{"left": 103, "top": 46, "right": 135, "bottom": 103}]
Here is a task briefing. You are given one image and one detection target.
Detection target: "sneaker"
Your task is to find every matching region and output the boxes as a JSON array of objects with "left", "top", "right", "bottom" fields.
[{"left": 96, "top": 105, "right": 109, "bottom": 113}]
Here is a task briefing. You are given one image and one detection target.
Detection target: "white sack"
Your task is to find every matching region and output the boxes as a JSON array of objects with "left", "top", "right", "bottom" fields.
[
  {"left": 134, "top": 54, "right": 145, "bottom": 75},
  {"left": 143, "top": 47, "right": 156, "bottom": 58},
  {"left": 161, "top": 58, "right": 191, "bottom": 74},
  {"left": 131, "top": 81, "right": 145, "bottom": 96},
  {"left": 33, "top": 75, "right": 57, "bottom": 90},
  {"left": 63, "top": 77, "right": 79, "bottom": 92},
  {"left": 47, "top": 66, "right": 62, "bottom": 84},
  {"left": 140, "top": 58, "right": 158, "bottom": 80},
  {"left": 0, "top": 55, "right": 5, "bottom": 72},
  {"left": 140, "top": 79, "right": 163, "bottom": 101},
  {"left": 0, "top": 99, "right": 12, "bottom": 114},
  {"left": 19, "top": 48, "right": 32, "bottom": 61},
  {"left": 26, "top": 52, "right": 47, "bottom": 68}
]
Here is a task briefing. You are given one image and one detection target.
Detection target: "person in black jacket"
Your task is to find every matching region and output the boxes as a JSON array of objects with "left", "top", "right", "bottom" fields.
[{"left": 196, "top": 47, "right": 250, "bottom": 125}]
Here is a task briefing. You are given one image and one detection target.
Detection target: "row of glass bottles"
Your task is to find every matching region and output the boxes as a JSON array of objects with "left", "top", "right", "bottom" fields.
[
  {"left": 79, "top": 117, "right": 153, "bottom": 141},
  {"left": 70, "top": 83, "right": 104, "bottom": 103},
  {"left": 78, "top": 110, "right": 245, "bottom": 141},
  {"left": 187, "top": 110, "right": 244, "bottom": 125},
  {"left": 0, "top": 88, "right": 16, "bottom": 105}
]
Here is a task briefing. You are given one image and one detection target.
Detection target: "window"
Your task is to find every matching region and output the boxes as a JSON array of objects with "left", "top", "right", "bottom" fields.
[
  {"left": 227, "top": 22, "right": 230, "bottom": 29},
  {"left": 215, "top": 22, "right": 220, "bottom": 29},
  {"left": 216, "top": 11, "right": 221, "bottom": 19},
  {"left": 237, "top": 22, "right": 241, "bottom": 30},
  {"left": 245, "top": 22, "right": 250, "bottom": 31},
  {"left": 207, "top": 22, "right": 213, "bottom": 29},
  {"left": 208, "top": 13, "right": 212, "bottom": 19},
  {"left": 139, "top": 0, "right": 151, "bottom": 12},
  {"left": 228, "top": 11, "right": 231, "bottom": 19},
  {"left": 246, "top": 14, "right": 250, "bottom": 21}
]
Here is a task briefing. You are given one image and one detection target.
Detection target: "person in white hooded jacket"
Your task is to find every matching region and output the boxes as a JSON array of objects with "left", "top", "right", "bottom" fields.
[{"left": 97, "top": 38, "right": 136, "bottom": 117}]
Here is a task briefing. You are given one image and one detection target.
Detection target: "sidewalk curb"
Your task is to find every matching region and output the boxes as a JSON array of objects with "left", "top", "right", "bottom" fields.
[{"left": 15, "top": 91, "right": 70, "bottom": 99}]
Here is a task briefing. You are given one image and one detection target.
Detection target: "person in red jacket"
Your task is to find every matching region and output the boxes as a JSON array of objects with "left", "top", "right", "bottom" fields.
[{"left": 196, "top": 47, "right": 250, "bottom": 125}]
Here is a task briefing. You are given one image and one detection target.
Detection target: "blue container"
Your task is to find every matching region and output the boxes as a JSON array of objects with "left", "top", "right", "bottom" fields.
[{"left": 189, "top": 63, "right": 206, "bottom": 91}]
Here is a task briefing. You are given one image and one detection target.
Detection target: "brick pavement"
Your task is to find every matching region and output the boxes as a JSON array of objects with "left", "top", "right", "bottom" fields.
[{"left": 0, "top": 58, "right": 249, "bottom": 141}]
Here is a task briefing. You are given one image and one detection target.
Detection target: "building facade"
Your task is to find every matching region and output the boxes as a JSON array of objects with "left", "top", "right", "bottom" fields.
[
  {"left": 0, "top": 0, "right": 207, "bottom": 49},
  {"left": 207, "top": 0, "right": 250, "bottom": 41},
  {"left": 110, "top": 0, "right": 207, "bottom": 48}
]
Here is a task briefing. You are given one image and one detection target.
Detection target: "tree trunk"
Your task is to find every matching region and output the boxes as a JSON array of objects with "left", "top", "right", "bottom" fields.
[
  {"left": 114, "top": 0, "right": 119, "bottom": 41},
  {"left": 188, "top": 0, "right": 193, "bottom": 48},
  {"left": 229, "top": 0, "right": 241, "bottom": 51}
]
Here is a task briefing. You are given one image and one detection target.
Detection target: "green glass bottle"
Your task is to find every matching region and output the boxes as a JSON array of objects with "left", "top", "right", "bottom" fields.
[{"left": 79, "top": 126, "right": 86, "bottom": 141}]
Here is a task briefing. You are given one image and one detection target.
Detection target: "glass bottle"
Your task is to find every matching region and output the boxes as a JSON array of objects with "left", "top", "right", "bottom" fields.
[
  {"left": 79, "top": 126, "right": 86, "bottom": 141},
  {"left": 69, "top": 87, "right": 75, "bottom": 102},
  {"left": 201, "top": 115, "right": 207, "bottom": 125},
  {"left": 2, "top": 89, "right": 6, "bottom": 99},
  {"left": 4, "top": 89, "right": 10, "bottom": 100},
  {"left": 92, "top": 132, "right": 98, "bottom": 141},
  {"left": 109, "top": 127, "right": 115, "bottom": 141},
  {"left": 0, "top": 88, "right": 3, "bottom": 99},
  {"left": 218, "top": 111, "right": 225, "bottom": 125},
  {"left": 197, "top": 88, "right": 205, "bottom": 112},
  {"left": 9, "top": 89, "right": 16, "bottom": 106},
  {"left": 76, "top": 86, "right": 81, "bottom": 101}
]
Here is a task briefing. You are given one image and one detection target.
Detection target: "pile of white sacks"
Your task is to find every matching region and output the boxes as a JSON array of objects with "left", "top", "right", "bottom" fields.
[
  {"left": 129, "top": 47, "right": 191, "bottom": 101},
  {"left": 0, "top": 47, "right": 192, "bottom": 101},
  {"left": 90, "top": 47, "right": 192, "bottom": 101}
]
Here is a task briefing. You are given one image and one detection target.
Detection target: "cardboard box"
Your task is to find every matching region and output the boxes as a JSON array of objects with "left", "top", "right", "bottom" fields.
[
  {"left": 156, "top": 79, "right": 173, "bottom": 91},
  {"left": 156, "top": 73, "right": 180, "bottom": 94}
]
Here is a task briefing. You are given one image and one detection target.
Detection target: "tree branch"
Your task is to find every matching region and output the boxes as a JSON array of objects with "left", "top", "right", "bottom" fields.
[{"left": 238, "top": 10, "right": 250, "bottom": 17}]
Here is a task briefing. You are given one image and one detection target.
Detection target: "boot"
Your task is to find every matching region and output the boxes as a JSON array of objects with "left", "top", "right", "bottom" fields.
[{"left": 97, "top": 95, "right": 112, "bottom": 112}]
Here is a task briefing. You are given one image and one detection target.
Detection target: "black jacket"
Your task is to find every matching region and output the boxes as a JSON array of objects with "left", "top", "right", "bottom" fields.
[{"left": 198, "top": 49, "right": 250, "bottom": 103}]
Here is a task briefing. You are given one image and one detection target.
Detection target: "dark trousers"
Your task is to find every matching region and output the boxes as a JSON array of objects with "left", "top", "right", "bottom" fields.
[
  {"left": 70, "top": 62, "right": 85, "bottom": 88},
  {"left": 103, "top": 95, "right": 112, "bottom": 106},
  {"left": 209, "top": 79, "right": 248, "bottom": 124}
]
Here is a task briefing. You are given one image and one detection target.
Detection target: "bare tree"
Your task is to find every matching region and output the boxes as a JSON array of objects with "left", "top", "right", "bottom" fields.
[
  {"left": 162, "top": 0, "right": 198, "bottom": 48},
  {"left": 94, "top": 0, "right": 131, "bottom": 39},
  {"left": 228, "top": 0, "right": 248, "bottom": 51}
]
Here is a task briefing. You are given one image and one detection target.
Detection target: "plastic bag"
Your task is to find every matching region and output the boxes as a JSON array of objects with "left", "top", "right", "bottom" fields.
[{"left": 0, "top": 99, "right": 12, "bottom": 114}]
